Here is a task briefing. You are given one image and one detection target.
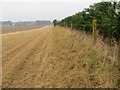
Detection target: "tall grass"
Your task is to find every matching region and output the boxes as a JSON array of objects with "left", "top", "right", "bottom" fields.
[{"left": 62, "top": 26, "right": 119, "bottom": 88}]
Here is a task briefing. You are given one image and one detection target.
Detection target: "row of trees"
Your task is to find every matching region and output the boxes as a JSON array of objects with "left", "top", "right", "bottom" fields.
[
  {"left": 57, "top": 1, "right": 120, "bottom": 41},
  {"left": 0, "top": 21, "right": 13, "bottom": 26}
]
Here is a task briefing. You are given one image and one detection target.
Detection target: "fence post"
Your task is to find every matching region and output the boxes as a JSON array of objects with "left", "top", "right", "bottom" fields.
[
  {"left": 92, "top": 20, "right": 97, "bottom": 43},
  {"left": 71, "top": 23, "right": 73, "bottom": 29},
  {"left": 64, "top": 22, "right": 65, "bottom": 27}
]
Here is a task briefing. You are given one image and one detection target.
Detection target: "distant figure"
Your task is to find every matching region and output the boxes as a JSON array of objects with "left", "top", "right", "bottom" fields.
[{"left": 53, "top": 19, "right": 57, "bottom": 26}]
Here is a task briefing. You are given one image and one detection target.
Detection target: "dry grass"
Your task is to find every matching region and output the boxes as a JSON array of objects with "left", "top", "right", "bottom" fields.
[
  {"left": 62, "top": 26, "right": 119, "bottom": 88},
  {"left": 2, "top": 25, "right": 44, "bottom": 34},
  {"left": 2, "top": 26, "right": 119, "bottom": 88}
]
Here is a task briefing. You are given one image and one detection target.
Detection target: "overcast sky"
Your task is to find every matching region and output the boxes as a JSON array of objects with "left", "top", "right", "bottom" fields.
[{"left": 0, "top": 0, "right": 102, "bottom": 22}]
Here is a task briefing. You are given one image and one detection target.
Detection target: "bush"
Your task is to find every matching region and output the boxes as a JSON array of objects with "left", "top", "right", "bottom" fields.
[{"left": 58, "top": 1, "right": 120, "bottom": 41}]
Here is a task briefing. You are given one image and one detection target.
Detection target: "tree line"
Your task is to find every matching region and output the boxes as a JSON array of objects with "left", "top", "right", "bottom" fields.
[
  {"left": 57, "top": 1, "right": 120, "bottom": 42},
  {"left": 0, "top": 20, "right": 52, "bottom": 26}
]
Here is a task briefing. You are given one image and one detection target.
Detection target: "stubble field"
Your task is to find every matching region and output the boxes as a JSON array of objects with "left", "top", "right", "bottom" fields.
[
  {"left": 2, "top": 25, "right": 44, "bottom": 34},
  {"left": 2, "top": 26, "right": 119, "bottom": 88}
]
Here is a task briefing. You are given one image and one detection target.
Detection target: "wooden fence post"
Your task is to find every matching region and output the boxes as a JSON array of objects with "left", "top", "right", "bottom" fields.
[
  {"left": 92, "top": 20, "right": 97, "bottom": 43},
  {"left": 64, "top": 22, "right": 65, "bottom": 27},
  {"left": 71, "top": 23, "right": 73, "bottom": 29}
]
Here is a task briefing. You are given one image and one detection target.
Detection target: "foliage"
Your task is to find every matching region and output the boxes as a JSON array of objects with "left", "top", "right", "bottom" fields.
[
  {"left": 57, "top": 1, "right": 120, "bottom": 41},
  {"left": 1, "top": 21, "right": 13, "bottom": 26},
  {"left": 53, "top": 19, "right": 58, "bottom": 26}
]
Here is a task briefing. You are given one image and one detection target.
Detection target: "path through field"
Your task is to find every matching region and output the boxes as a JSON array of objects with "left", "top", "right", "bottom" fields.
[{"left": 2, "top": 26, "right": 118, "bottom": 88}]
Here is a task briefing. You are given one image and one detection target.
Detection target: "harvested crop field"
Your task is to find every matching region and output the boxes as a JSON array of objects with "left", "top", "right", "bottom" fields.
[
  {"left": 2, "top": 25, "right": 44, "bottom": 34},
  {"left": 2, "top": 26, "right": 119, "bottom": 88}
]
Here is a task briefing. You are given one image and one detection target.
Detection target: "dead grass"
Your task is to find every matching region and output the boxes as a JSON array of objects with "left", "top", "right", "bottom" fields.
[
  {"left": 35, "top": 26, "right": 119, "bottom": 88},
  {"left": 2, "top": 26, "right": 119, "bottom": 88},
  {"left": 2, "top": 25, "right": 44, "bottom": 34},
  {"left": 60, "top": 26, "right": 119, "bottom": 88}
]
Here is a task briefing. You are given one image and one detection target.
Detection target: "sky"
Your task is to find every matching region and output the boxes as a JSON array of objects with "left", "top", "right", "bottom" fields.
[{"left": 0, "top": 0, "right": 102, "bottom": 22}]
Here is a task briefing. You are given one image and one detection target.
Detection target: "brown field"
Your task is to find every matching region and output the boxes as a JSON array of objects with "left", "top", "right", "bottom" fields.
[
  {"left": 2, "top": 26, "right": 119, "bottom": 88},
  {"left": 2, "top": 25, "right": 44, "bottom": 34}
]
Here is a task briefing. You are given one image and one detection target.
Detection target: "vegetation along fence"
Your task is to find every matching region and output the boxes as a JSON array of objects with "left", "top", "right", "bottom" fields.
[{"left": 57, "top": 1, "right": 120, "bottom": 43}]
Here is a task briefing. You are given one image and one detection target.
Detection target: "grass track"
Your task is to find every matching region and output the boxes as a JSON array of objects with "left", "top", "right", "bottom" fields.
[{"left": 2, "top": 26, "right": 119, "bottom": 88}]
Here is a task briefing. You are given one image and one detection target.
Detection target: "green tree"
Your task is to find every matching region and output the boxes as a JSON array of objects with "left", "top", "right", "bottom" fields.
[
  {"left": 57, "top": 1, "right": 119, "bottom": 41},
  {"left": 53, "top": 19, "right": 57, "bottom": 26}
]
